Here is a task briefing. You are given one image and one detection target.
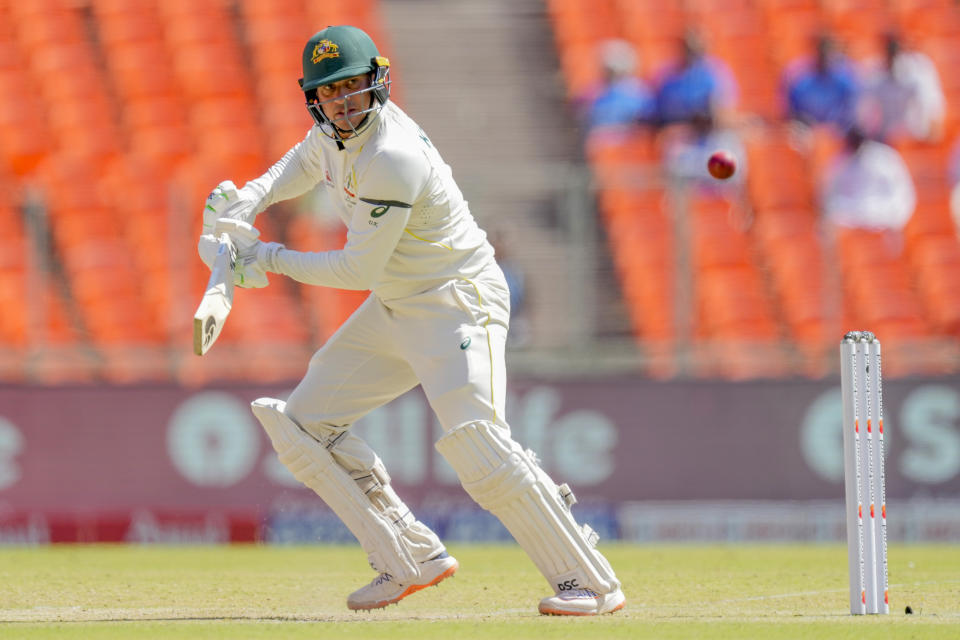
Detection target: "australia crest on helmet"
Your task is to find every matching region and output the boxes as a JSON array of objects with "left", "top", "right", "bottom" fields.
[{"left": 311, "top": 39, "right": 340, "bottom": 64}]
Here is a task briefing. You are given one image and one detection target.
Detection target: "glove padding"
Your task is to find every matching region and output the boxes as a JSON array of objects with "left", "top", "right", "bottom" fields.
[
  {"left": 198, "top": 180, "right": 264, "bottom": 281},
  {"left": 210, "top": 218, "right": 285, "bottom": 288},
  {"left": 201, "top": 180, "right": 261, "bottom": 234}
]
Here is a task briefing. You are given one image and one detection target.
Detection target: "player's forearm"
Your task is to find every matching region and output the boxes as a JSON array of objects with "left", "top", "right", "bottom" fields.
[
  {"left": 271, "top": 204, "right": 408, "bottom": 290},
  {"left": 269, "top": 247, "right": 385, "bottom": 291},
  {"left": 245, "top": 138, "right": 319, "bottom": 214}
]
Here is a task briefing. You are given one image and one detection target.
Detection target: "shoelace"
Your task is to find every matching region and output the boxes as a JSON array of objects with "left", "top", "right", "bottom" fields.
[{"left": 561, "top": 589, "right": 599, "bottom": 599}]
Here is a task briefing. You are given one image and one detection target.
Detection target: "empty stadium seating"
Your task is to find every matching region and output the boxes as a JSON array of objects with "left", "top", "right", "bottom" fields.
[{"left": 0, "top": 0, "right": 390, "bottom": 383}]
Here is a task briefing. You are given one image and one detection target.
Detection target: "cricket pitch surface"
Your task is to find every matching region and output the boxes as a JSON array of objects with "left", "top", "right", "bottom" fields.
[{"left": 1, "top": 544, "right": 957, "bottom": 639}]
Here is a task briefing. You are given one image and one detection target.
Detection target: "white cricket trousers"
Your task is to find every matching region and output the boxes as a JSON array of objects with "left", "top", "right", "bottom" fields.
[{"left": 285, "top": 261, "right": 512, "bottom": 436}]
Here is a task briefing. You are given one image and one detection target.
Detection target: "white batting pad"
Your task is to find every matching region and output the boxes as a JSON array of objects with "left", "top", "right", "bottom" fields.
[
  {"left": 435, "top": 420, "right": 620, "bottom": 595},
  {"left": 251, "top": 398, "right": 421, "bottom": 582}
]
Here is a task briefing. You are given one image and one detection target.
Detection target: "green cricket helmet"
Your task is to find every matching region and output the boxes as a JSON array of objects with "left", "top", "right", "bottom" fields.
[{"left": 298, "top": 25, "right": 391, "bottom": 141}]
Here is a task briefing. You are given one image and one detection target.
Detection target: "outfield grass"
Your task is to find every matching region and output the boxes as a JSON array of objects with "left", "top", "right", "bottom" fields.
[{"left": 0, "top": 544, "right": 957, "bottom": 638}]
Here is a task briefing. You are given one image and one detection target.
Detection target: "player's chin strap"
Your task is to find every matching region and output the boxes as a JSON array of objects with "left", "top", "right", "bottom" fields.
[
  {"left": 436, "top": 420, "right": 621, "bottom": 596},
  {"left": 251, "top": 398, "right": 438, "bottom": 582}
]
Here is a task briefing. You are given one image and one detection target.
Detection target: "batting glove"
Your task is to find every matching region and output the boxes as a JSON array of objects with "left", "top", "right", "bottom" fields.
[
  {"left": 212, "top": 218, "right": 285, "bottom": 288},
  {"left": 201, "top": 180, "right": 261, "bottom": 234}
]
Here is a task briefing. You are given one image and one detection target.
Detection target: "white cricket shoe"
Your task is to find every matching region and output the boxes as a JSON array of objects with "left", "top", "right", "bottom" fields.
[
  {"left": 347, "top": 552, "right": 459, "bottom": 611},
  {"left": 538, "top": 587, "right": 626, "bottom": 616}
]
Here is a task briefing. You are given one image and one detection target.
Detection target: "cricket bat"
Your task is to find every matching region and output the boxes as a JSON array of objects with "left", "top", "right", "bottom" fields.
[{"left": 193, "top": 233, "right": 237, "bottom": 356}]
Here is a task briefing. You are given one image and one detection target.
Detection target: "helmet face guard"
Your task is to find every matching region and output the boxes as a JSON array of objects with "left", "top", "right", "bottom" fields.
[
  {"left": 302, "top": 59, "right": 391, "bottom": 141},
  {"left": 298, "top": 26, "right": 391, "bottom": 142}
]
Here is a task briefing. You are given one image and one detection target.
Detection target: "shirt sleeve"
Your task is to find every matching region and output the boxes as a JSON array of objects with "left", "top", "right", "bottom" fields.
[
  {"left": 270, "top": 147, "right": 427, "bottom": 290},
  {"left": 244, "top": 128, "right": 324, "bottom": 216}
]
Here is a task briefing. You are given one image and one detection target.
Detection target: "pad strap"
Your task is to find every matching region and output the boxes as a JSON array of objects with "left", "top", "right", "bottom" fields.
[
  {"left": 252, "top": 398, "right": 421, "bottom": 581},
  {"left": 436, "top": 420, "right": 620, "bottom": 595}
]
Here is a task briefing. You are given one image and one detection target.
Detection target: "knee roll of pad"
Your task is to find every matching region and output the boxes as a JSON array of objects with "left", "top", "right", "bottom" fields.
[
  {"left": 251, "top": 397, "right": 420, "bottom": 582},
  {"left": 435, "top": 420, "right": 620, "bottom": 595}
]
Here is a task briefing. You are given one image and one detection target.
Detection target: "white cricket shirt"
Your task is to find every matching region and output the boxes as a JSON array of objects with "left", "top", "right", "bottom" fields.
[{"left": 246, "top": 101, "right": 495, "bottom": 301}]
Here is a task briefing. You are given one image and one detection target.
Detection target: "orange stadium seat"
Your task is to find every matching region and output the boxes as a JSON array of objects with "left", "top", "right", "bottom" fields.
[
  {"left": 686, "top": 0, "right": 757, "bottom": 24},
  {"left": 249, "top": 43, "right": 306, "bottom": 79},
  {"left": 94, "top": 11, "right": 158, "bottom": 47},
  {"left": 155, "top": 0, "right": 222, "bottom": 19},
  {"left": 240, "top": 0, "right": 304, "bottom": 19},
  {"left": 62, "top": 236, "right": 165, "bottom": 347},
  {"left": 243, "top": 14, "right": 313, "bottom": 48},
  {"left": 10, "top": 13, "right": 85, "bottom": 53},
  {"left": 244, "top": 0, "right": 313, "bottom": 156},
  {"left": 90, "top": 0, "right": 146, "bottom": 15},
  {"left": 808, "top": 125, "right": 843, "bottom": 180},
  {"left": 128, "top": 125, "right": 193, "bottom": 169},
  {"left": 905, "top": 201, "right": 955, "bottom": 254},
  {"left": 907, "top": 233, "right": 960, "bottom": 334},
  {"left": 122, "top": 96, "right": 188, "bottom": 131},
  {"left": 894, "top": 2, "right": 960, "bottom": 36},
  {"left": 557, "top": 42, "right": 605, "bottom": 97},
  {"left": 0, "top": 216, "right": 28, "bottom": 346},
  {"left": 695, "top": 267, "right": 778, "bottom": 335},
  {"left": 620, "top": 1, "right": 687, "bottom": 45},
  {"left": 835, "top": 229, "right": 932, "bottom": 340},
  {"left": 717, "top": 48, "right": 780, "bottom": 120},
  {"left": 191, "top": 96, "right": 261, "bottom": 131},
  {"left": 690, "top": 200, "right": 799, "bottom": 377},
  {"left": 615, "top": 242, "right": 676, "bottom": 351},
  {"left": 767, "top": 11, "right": 824, "bottom": 51},
  {"left": 4, "top": 0, "right": 57, "bottom": 19},
  {"left": 0, "top": 97, "right": 50, "bottom": 176},
  {"left": 0, "top": 277, "right": 80, "bottom": 351},
  {"left": 745, "top": 128, "right": 815, "bottom": 211},
  {"left": 0, "top": 39, "right": 23, "bottom": 74},
  {"left": 305, "top": 0, "right": 386, "bottom": 43},
  {"left": 171, "top": 50, "right": 252, "bottom": 101},
  {"left": 587, "top": 129, "right": 658, "bottom": 169},
  {"left": 598, "top": 188, "right": 668, "bottom": 237},
  {"left": 105, "top": 42, "right": 181, "bottom": 99},
  {"left": 546, "top": 0, "right": 598, "bottom": 76},
  {"left": 285, "top": 214, "right": 369, "bottom": 342}
]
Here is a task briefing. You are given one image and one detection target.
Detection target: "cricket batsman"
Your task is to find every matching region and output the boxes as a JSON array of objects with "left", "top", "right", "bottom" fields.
[{"left": 197, "top": 25, "right": 624, "bottom": 616}]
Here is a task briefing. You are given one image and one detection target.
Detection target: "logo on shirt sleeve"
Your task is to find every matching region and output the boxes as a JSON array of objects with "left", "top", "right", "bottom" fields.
[{"left": 359, "top": 197, "right": 412, "bottom": 219}]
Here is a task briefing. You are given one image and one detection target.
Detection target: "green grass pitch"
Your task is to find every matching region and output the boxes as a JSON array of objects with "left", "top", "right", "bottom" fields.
[{"left": 0, "top": 544, "right": 958, "bottom": 639}]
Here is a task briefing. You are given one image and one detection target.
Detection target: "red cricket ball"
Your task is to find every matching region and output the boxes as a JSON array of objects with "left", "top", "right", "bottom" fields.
[{"left": 707, "top": 150, "right": 737, "bottom": 180}]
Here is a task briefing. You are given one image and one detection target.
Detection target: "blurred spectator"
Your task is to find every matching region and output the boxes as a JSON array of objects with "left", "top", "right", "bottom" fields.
[
  {"left": 488, "top": 228, "right": 530, "bottom": 348},
  {"left": 949, "top": 136, "right": 960, "bottom": 234},
  {"left": 577, "top": 39, "right": 655, "bottom": 134},
  {"left": 661, "top": 108, "right": 746, "bottom": 192},
  {"left": 784, "top": 33, "right": 859, "bottom": 131},
  {"left": 951, "top": 136, "right": 960, "bottom": 187},
  {"left": 653, "top": 30, "right": 738, "bottom": 128},
  {"left": 857, "top": 31, "right": 946, "bottom": 144},
  {"left": 821, "top": 127, "right": 916, "bottom": 236}
]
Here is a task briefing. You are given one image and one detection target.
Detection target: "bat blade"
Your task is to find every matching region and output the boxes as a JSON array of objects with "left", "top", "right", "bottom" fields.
[{"left": 193, "top": 234, "right": 236, "bottom": 356}]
